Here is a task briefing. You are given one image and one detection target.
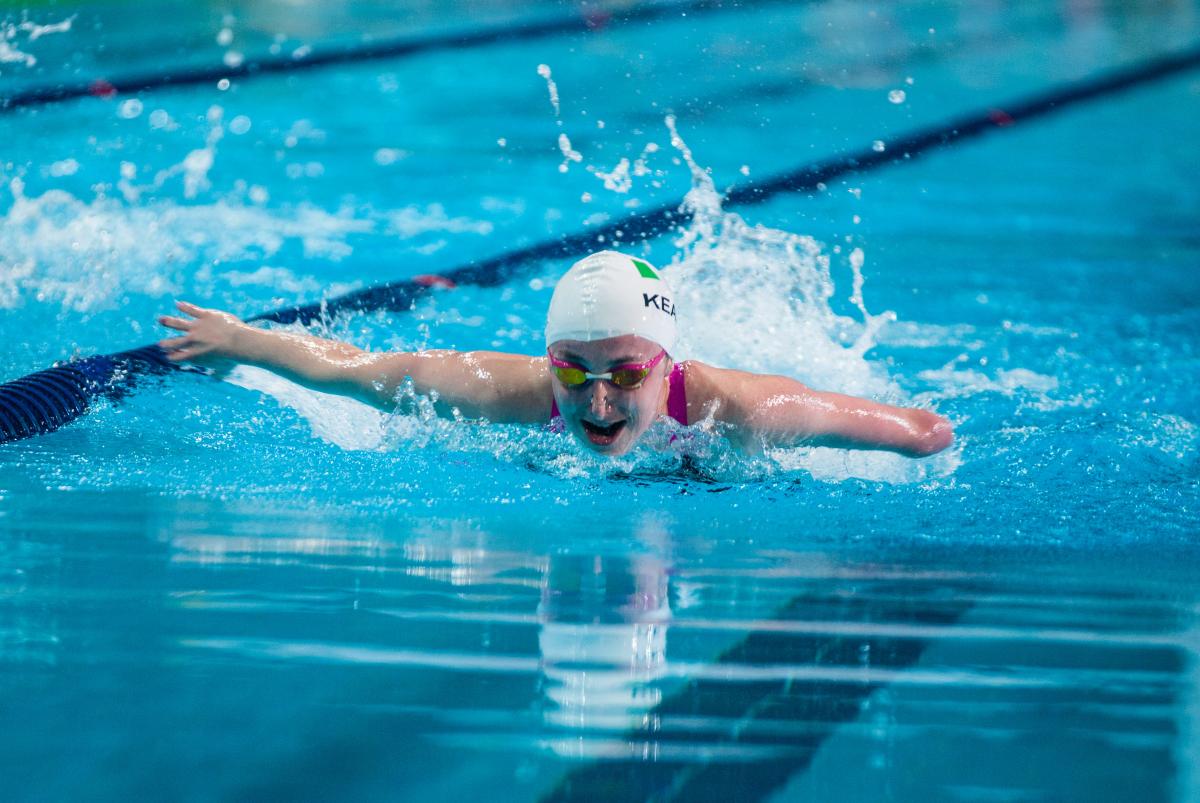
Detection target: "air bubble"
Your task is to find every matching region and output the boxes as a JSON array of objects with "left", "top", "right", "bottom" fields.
[
  {"left": 888, "top": 89, "right": 906, "bottom": 104},
  {"left": 118, "top": 98, "right": 143, "bottom": 119},
  {"left": 872, "top": 140, "right": 885, "bottom": 152}
]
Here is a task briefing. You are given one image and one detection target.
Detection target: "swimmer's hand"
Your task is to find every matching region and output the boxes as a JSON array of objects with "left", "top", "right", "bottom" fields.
[{"left": 157, "top": 300, "right": 246, "bottom": 371}]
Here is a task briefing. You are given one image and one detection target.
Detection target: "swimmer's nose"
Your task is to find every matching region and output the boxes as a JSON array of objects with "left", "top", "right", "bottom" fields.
[{"left": 589, "top": 381, "right": 613, "bottom": 417}]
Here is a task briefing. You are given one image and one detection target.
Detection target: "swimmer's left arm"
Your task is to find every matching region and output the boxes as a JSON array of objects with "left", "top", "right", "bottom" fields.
[{"left": 691, "top": 364, "right": 953, "bottom": 457}]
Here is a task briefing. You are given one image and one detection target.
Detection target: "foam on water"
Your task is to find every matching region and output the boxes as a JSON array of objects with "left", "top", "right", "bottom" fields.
[
  {"left": 0, "top": 118, "right": 495, "bottom": 314},
  {"left": 0, "top": 176, "right": 370, "bottom": 312}
]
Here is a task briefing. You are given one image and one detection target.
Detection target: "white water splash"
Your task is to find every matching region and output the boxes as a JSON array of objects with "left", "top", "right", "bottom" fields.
[
  {"left": 536, "top": 63, "right": 560, "bottom": 116},
  {"left": 0, "top": 177, "right": 376, "bottom": 312},
  {"left": 386, "top": 204, "right": 493, "bottom": 238},
  {"left": 590, "top": 157, "right": 633, "bottom": 193},
  {"left": 226, "top": 364, "right": 388, "bottom": 451},
  {"left": 557, "top": 133, "right": 582, "bottom": 173},
  {"left": 653, "top": 115, "right": 960, "bottom": 483}
]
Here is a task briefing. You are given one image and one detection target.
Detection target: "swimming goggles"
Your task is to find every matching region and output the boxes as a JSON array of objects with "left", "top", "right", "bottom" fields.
[{"left": 547, "top": 349, "right": 666, "bottom": 389}]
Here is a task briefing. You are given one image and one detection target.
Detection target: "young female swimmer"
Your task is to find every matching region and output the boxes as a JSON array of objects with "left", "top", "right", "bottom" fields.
[{"left": 157, "top": 250, "right": 953, "bottom": 457}]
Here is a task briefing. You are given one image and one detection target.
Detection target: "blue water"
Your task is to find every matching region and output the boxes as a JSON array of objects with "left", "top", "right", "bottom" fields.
[{"left": 2, "top": 1, "right": 1199, "bottom": 801}]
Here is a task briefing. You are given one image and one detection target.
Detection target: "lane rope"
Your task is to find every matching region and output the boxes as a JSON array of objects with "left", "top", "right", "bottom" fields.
[{"left": 1, "top": 0, "right": 773, "bottom": 113}]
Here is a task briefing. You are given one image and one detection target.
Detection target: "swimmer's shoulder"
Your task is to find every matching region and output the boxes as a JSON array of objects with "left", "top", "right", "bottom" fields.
[
  {"left": 678, "top": 360, "right": 807, "bottom": 425},
  {"left": 481, "top": 351, "right": 552, "bottom": 423},
  {"left": 677, "top": 359, "right": 748, "bottom": 424}
]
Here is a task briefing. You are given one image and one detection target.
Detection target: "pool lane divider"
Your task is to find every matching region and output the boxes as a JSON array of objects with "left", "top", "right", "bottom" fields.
[
  {"left": 2, "top": 43, "right": 1198, "bottom": 445},
  {"left": 0, "top": 0, "right": 782, "bottom": 114}
]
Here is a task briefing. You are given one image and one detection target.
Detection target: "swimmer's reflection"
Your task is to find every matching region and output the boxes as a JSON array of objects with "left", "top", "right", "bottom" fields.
[{"left": 537, "top": 552, "right": 671, "bottom": 757}]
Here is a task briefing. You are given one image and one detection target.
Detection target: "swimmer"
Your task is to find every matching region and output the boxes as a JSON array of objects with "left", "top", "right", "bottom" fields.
[{"left": 157, "top": 250, "right": 953, "bottom": 457}]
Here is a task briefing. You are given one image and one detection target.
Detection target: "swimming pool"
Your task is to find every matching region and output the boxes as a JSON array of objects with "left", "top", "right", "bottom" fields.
[{"left": 2, "top": 0, "right": 1199, "bottom": 800}]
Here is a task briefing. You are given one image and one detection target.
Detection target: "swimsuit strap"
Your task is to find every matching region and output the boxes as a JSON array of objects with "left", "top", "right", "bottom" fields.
[{"left": 549, "top": 362, "right": 687, "bottom": 426}]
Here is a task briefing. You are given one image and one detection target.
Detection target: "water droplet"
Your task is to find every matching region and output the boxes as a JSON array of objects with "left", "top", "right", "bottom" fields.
[
  {"left": 496, "top": 137, "right": 507, "bottom": 148},
  {"left": 888, "top": 89, "right": 906, "bottom": 104},
  {"left": 872, "top": 140, "right": 885, "bottom": 152},
  {"left": 216, "top": 78, "right": 230, "bottom": 91},
  {"left": 117, "top": 98, "right": 143, "bottom": 119},
  {"left": 216, "top": 28, "right": 233, "bottom": 46},
  {"left": 229, "top": 115, "right": 251, "bottom": 135},
  {"left": 739, "top": 164, "right": 750, "bottom": 176},
  {"left": 222, "top": 50, "right": 244, "bottom": 69}
]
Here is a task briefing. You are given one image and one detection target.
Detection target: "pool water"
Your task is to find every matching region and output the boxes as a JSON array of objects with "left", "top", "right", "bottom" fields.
[{"left": 2, "top": 1, "right": 1199, "bottom": 800}]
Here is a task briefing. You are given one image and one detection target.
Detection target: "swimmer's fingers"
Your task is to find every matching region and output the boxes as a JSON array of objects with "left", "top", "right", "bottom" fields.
[
  {"left": 164, "top": 348, "right": 197, "bottom": 362},
  {"left": 157, "top": 315, "right": 192, "bottom": 332},
  {"left": 164, "top": 345, "right": 211, "bottom": 362},
  {"left": 158, "top": 335, "right": 190, "bottom": 350},
  {"left": 175, "top": 300, "right": 207, "bottom": 317}
]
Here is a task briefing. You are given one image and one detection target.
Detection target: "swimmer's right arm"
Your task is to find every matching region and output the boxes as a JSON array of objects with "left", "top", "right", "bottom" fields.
[{"left": 157, "top": 301, "right": 551, "bottom": 423}]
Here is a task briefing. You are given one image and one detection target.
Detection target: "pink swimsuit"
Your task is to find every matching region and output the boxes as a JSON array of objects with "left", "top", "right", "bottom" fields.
[{"left": 550, "top": 363, "right": 688, "bottom": 427}]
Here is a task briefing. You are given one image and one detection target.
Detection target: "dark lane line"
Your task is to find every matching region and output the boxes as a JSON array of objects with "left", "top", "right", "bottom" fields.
[{"left": 0, "top": 0, "right": 789, "bottom": 113}]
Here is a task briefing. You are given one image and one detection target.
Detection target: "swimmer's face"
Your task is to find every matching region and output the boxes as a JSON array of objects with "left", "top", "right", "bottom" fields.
[{"left": 548, "top": 334, "right": 672, "bottom": 456}]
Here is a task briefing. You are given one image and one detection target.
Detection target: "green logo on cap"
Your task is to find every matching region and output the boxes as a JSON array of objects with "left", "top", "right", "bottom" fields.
[{"left": 631, "top": 258, "right": 658, "bottom": 280}]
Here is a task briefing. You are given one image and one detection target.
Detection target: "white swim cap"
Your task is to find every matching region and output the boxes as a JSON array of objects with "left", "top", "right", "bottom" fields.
[{"left": 544, "top": 250, "right": 678, "bottom": 354}]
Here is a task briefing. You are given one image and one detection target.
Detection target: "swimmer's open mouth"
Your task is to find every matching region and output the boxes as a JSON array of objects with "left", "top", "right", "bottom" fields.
[{"left": 581, "top": 419, "right": 627, "bottom": 445}]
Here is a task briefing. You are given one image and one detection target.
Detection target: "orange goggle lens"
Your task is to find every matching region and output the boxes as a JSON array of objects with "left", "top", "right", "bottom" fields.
[{"left": 551, "top": 365, "right": 650, "bottom": 388}]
